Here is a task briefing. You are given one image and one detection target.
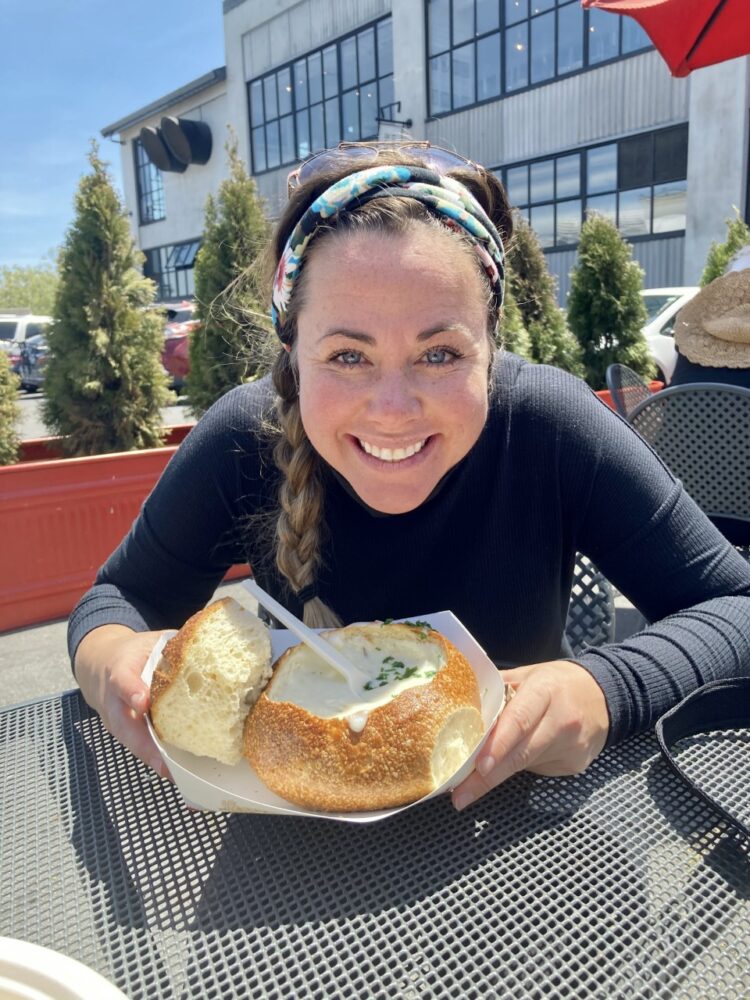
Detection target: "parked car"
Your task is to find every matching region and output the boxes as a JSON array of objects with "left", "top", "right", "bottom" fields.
[
  {"left": 641, "top": 287, "right": 700, "bottom": 384},
  {"left": 0, "top": 311, "right": 52, "bottom": 354},
  {"left": 9, "top": 333, "right": 48, "bottom": 392},
  {"left": 160, "top": 299, "right": 199, "bottom": 390}
]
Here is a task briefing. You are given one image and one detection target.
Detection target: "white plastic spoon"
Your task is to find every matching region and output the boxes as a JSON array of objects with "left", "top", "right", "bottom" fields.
[{"left": 242, "top": 578, "right": 370, "bottom": 693}]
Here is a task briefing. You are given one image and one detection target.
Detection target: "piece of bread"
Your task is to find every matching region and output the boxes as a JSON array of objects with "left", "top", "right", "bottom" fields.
[
  {"left": 150, "top": 597, "right": 272, "bottom": 766},
  {"left": 243, "top": 621, "right": 484, "bottom": 811}
]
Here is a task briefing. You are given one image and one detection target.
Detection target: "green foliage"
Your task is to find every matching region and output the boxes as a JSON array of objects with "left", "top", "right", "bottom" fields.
[
  {"left": 567, "top": 213, "right": 652, "bottom": 390},
  {"left": 506, "top": 219, "right": 584, "bottom": 377},
  {"left": 43, "top": 145, "right": 170, "bottom": 456},
  {"left": 0, "top": 260, "right": 58, "bottom": 315},
  {"left": 497, "top": 282, "right": 533, "bottom": 360},
  {"left": 0, "top": 350, "right": 21, "bottom": 465},
  {"left": 700, "top": 211, "right": 750, "bottom": 286},
  {"left": 187, "top": 135, "right": 272, "bottom": 417}
]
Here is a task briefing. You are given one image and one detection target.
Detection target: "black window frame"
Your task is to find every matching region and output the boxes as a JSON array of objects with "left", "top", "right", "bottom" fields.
[
  {"left": 496, "top": 123, "right": 688, "bottom": 251},
  {"left": 426, "top": 0, "right": 652, "bottom": 118},
  {"left": 133, "top": 138, "right": 166, "bottom": 225},
  {"left": 143, "top": 239, "right": 199, "bottom": 301},
  {"left": 248, "top": 15, "right": 394, "bottom": 176}
]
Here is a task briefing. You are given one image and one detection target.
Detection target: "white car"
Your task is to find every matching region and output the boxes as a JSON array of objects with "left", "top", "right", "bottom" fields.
[
  {"left": 640, "top": 287, "right": 700, "bottom": 384},
  {"left": 0, "top": 311, "right": 52, "bottom": 354}
]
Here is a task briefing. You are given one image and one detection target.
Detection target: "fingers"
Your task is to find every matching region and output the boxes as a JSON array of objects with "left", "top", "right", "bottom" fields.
[{"left": 103, "top": 691, "right": 171, "bottom": 780}]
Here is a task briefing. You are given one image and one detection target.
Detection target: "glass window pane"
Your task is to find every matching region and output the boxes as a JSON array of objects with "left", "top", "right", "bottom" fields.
[
  {"left": 477, "top": 0, "right": 499, "bottom": 34},
  {"left": 477, "top": 32, "right": 501, "bottom": 101},
  {"left": 341, "top": 36, "right": 357, "bottom": 91},
  {"left": 530, "top": 203, "right": 555, "bottom": 248},
  {"left": 429, "top": 0, "right": 450, "bottom": 54},
  {"left": 588, "top": 9, "right": 620, "bottom": 64},
  {"left": 531, "top": 0, "right": 554, "bottom": 12},
  {"left": 505, "top": 0, "right": 528, "bottom": 26},
  {"left": 619, "top": 133, "right": 653, "bottom": 190},
  {"left": 323, "top": 45, "right": 338, "bottom": 98},
  {"left": 505, "top": 23, "right": 529, "bottom": 91},
  {"left": 265, "top": 120, "right": 280, "bottom": 169},
  {"left": 652, "top": 180, "right": 687, "bottom": 233},
  {"left": 618, "top": 187, "right": 651, "bottom": 236},
  {"left": 587, "top": 144, "right": 617, "bottom": 194},
  {"left": 360, "top": 85, "right": 378, "bottom": 137},
  {"left": 277, "top": 67, "right": 292, "bottom": 116},
  {"left": 556, "top": 154, "right": 580, "bottom": 199},
  {"left": 296, "top": 110, "right": 310, "bottom": 159},
  {"left": 308, "top": 52, "right": 323, "bottom": 104},
  {"left": 378, "top": 19, "right": 393, "bottom": 76},
  {"left": 263, "top": 75, "right": 278, "bottom": 120},
  {"left": 506, "top": 164, "right": 529, "bottom": 206},
  {"left": 530, "top": 159, "right": 554, "bottom": 202},
  {"left": 622, "top": 17, "right": 650, "bottom": 54},
  {"left": 557, "top": 2, "right": 583, "bottom": 74},
  {"left": 293, "top": 60, "right": 308, "bottom": 109},
  {"left": 252, "top": 125, "right": 266, "bottom": 172},
  {"left": 556, "top": 198, "right": 581, "bottom": 245},
  {"left": 342, "top": 89, "right": 359, "bottom": 139},
  {"left": 453, "top": 0, "right": 474, "bottom": 46},
  {"left": 430, "top": 53, "right": 452, "bottom": 113},
  {"left": 653, "top": 125, "right": 688, "bottom": 184},
  {"left": 453, "top": 42, "right": 476, "bottom": 108},
  {"left": 280, "top": 114, "right": 295, "bottom": 163},
  {"left": 250, "top": 80, "right": 264, "bottom": 124},
  {"left": 531, "top": 11, "right": 555, "bottom": 84},
  {"left": 310, "top": 102, "right": 325, "bottom": 151},
  {"left": 378, "top": 74, "right": 395, "bottom": 114},
  {"left": 325, "top": 97, "right": 340, "bottom": 146},
  {"left": 586, "top": 193, "right": 617, "bottom": 225},
  {"left": 359, "top": 28, "right": 376, "bottom": 82}
]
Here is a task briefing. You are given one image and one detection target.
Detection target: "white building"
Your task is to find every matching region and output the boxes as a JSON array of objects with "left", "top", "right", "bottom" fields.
[{"left": 102, "top": 0, "right": 750, "bottom": 304}]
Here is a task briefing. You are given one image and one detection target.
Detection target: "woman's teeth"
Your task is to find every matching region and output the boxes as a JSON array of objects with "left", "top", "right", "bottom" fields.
[{"left": 359, "top": 439, "right": 427, "bottom": 462}]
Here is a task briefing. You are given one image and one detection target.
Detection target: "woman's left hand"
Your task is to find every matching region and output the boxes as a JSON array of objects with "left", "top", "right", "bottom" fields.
[{"left": 451, "top": 660, "right": 610, "bottom": 811}]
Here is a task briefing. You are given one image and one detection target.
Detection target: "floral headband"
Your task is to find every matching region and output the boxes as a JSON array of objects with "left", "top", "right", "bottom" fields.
[{"left": 271, "top": 164, "right": 505, "bottom": 343}]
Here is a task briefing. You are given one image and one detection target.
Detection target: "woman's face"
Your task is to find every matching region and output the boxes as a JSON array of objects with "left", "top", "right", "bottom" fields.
[{"left": 295, "top": 225, "right": 493, "bottom": 514}]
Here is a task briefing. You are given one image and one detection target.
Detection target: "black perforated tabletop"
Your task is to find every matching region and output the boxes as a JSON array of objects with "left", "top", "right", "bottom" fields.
[{"left": 1, "top": 690, "right": 748, "bottom": 999}]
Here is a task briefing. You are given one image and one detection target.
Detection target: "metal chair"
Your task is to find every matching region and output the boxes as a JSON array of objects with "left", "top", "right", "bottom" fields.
[
  {"left": 605, "top": 363, "right": 655, "bottom": 419},
  {"left": 629, "top": 383, "right": 750, "bottom": 547},
  {"left": 565, "top": 552, "right": 616, "bottom": 655}
]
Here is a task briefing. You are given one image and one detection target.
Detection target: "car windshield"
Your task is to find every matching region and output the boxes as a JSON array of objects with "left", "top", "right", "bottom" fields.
[
  {"left": 0, "top": 321, "right": 19, "bottom": 341},
  {"left": 641, "top": 294, "right": 681, "bottom": 322}
]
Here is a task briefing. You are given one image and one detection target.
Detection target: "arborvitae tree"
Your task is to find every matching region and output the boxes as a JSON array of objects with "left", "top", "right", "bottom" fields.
[
  {"left": 43, "top": 146, "right": 170, "bottom": 456},
  {"left": 497, "top": 281, "right": 533, "bottom": 360},
  {"left": 567, "top": 213, "right": 652, "bottom": 389},
  {"left": 701, "top": 212, "right": 750, "bottom": 286},
  {"left": 187, "top": 136, "right": 272, "bottom": 417},
  {"left": 0, "top": 350, "right": 21, "bottom": 465},
  {"left": 506, "top": 218, "right": 584, "bottom": 377}
]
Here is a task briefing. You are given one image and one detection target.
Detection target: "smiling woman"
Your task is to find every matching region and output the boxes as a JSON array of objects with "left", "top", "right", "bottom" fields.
[{"left": 68, "top": 142, "right": 750, "bottom": 813}]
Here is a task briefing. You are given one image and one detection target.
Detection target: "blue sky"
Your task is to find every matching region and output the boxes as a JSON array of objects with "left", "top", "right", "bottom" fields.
[{"left": 0, "top": 0, "right": 226, "bottom": 268}]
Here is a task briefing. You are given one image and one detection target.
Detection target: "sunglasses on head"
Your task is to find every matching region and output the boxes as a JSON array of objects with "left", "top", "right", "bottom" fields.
[{"left": 286, "top": 140, "right": 480, "bottom": 195}]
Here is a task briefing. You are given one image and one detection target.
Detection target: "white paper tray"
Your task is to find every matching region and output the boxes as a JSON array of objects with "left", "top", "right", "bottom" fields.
[{"left": 142, "top": 610, "right": 505, "bottom": 824}]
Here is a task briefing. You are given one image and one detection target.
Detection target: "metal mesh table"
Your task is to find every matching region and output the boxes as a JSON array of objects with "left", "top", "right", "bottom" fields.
[{"left": 1, "top": 691, "right": 748, "bottom": 999}]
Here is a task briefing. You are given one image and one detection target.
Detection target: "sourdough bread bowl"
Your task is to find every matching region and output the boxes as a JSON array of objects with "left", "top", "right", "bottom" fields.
[
  {"left": 150, "top": 597, "right": 272, "bottom": 765},
  {"left": 243, "top": 621, "right": 484, "bottom": 812}
]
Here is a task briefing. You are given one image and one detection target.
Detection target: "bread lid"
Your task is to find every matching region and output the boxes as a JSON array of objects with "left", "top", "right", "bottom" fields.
[{"left": 143, "top": 610, "right": 507, "bottom": 824}]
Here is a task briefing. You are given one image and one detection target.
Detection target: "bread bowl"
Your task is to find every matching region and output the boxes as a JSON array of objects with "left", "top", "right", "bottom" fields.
[
  {"left": 243, "top": 621, "right": 484, "bottom": 811},
  {"left": 150, "top": 597, "right": 272, "bottom": 765}
]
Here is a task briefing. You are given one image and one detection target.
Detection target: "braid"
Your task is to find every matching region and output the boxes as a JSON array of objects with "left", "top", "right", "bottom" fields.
[{"left": 272, "top": 350, "right": 342, "bottom": 628}]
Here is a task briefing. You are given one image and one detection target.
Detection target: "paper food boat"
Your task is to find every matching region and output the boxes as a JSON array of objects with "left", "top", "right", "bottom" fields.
[{"left": 142, "top": 609, "right": 506, "bottom": 824}]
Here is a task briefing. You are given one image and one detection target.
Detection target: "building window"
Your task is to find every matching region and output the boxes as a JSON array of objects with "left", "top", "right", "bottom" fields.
[
  {"left": 427, "top": 0, "right": 651, "bottom": 115},
  {"left": 143, "top": 240, "right": 199, "bottom": 300},
  {"left": 133, "top": 139, "right": 166, "bottom": 224},
  {"left": 498, "top": 124, "right": 688, "bottom": 249},
  {"left": 248, "top": 16, "right": 394, "bottom": 174}
]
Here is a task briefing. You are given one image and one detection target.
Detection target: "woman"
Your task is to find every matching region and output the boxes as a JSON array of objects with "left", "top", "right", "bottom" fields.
[{"left": 70, "top": 143, "right": 750, "bottom": 813}]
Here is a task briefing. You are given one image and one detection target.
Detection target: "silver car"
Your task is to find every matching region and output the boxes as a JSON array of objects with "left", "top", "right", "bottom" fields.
[{"left": 640, "top": 287, "right": 700, "bottom": 384}]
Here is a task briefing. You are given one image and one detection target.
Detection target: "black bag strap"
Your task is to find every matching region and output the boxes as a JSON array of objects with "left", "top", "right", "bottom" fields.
[{"left": 655, "top": 678, "right": 750, "bottom": 840}]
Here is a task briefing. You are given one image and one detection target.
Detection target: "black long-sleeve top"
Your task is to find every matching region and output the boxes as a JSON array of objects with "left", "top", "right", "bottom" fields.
[{"left": 68, "top": 353, "right": 750, "bottom": 746}]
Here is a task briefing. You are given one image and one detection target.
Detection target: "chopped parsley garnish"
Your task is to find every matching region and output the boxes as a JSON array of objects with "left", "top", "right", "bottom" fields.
[{"left": 363, "top": 656, "right": 438, "bottom": 690}]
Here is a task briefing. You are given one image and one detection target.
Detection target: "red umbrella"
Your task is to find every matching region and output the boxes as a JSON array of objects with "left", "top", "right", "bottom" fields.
[{"left": 581, "top": 0, "right": 750, "bottom": 77}]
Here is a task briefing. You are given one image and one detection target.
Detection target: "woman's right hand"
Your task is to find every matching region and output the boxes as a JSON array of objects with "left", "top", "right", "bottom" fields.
[{"left": 74, "top": 625, "right": 171, "bottom": 778}]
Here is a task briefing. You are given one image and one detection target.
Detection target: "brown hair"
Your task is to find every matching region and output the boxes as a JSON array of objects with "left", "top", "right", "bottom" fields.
[{"left": 262, "top": 152, "right": 514, "bottom": 627}]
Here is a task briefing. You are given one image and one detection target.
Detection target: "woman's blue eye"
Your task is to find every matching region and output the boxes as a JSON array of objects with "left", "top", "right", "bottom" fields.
[
  {"left": 333, "top": 350, "right": 362, "bottom": 365},
  {"left": 424, "top": 348, "right": 455, "bottom": 364}
]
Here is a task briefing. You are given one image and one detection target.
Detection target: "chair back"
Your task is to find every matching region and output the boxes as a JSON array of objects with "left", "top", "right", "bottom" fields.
[
  {"left": 565, "top": 553, "right": 616, "bottom": 655},
  {"left": 605, "top": 363, "right": 653, "bottom": 419},
  {"left": 629, "top": 383, "right": 750, "bottom": 525}
]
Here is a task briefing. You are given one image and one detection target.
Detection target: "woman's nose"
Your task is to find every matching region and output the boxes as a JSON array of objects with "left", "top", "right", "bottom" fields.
[{"left": 366, "top": 370, "right": 422, "bottom": 420}]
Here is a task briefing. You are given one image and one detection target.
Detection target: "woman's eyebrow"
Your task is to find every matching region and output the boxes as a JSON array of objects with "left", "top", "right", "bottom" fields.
[
  {"left": 317, "top": 329, "right": 375, "bottom": 344},
  {"left": 318, "top": 323, "right": 474, "bottom": 345}
]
